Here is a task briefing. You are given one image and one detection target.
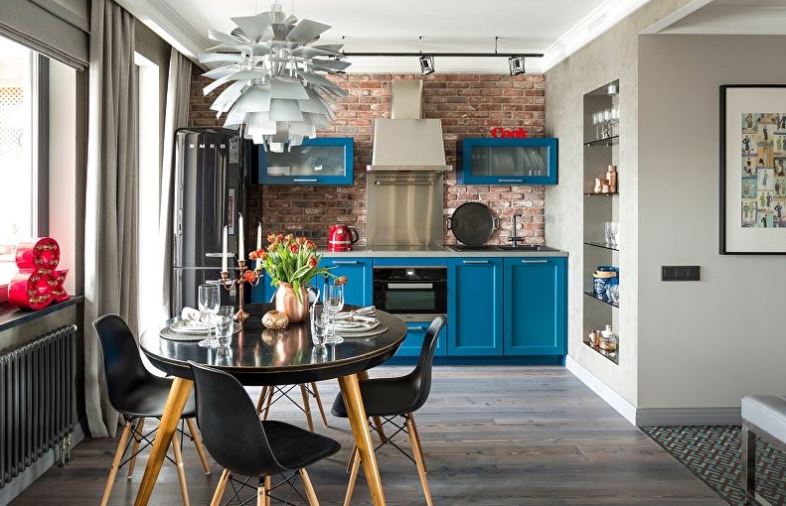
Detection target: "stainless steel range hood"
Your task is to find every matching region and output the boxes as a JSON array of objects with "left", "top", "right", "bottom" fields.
[{"left": 366, "top": 80, "right": 451, "bottom": 173}]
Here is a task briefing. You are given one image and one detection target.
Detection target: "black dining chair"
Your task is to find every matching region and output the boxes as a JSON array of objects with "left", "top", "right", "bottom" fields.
[
  {"left": 331, "top": 315, "right": 446, "bottom": 506},
  {"left": 93, "top": 314, "right": 212, "bottom": 506},
  {"left": 257, "top": 287, "right": 329, "bottom": 431},
  {"left": 189, "top": 361, "right": 341, "bottom": 506}
]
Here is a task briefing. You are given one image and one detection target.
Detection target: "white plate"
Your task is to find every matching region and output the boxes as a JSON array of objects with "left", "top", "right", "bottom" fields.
[
  {"left": 170, "top": 320, "right": 212, "bottom": 335},
  {"left": 334, "top": 320, "right": 379, "bottom": 332},
  {"left": 338, "top": 326, "right": 388, "bottom": 338}
]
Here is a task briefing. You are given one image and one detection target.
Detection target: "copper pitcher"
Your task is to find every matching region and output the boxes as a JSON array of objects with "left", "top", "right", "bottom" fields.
[{"left": 274, "top": 282, "right": 309, "bottom": 323}]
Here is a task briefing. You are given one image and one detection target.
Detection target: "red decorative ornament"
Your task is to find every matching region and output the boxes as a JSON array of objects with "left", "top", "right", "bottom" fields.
[
  {"left": 8, "top": 237, "right": 69, "bottom": 310},
  {"left": 490, "top": 127, "right": 528, "bottom": 138}
]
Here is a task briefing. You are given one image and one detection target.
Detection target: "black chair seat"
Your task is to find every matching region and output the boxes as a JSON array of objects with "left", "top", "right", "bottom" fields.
[
  {"left": 263, "top": 420, "right": 340, "bottom": 470},
  {"left": 120, "top": 376, "right": 197, "bottom": 419},
  {"left": 331, "top": 375, "right": 419, "bottom": 418}
]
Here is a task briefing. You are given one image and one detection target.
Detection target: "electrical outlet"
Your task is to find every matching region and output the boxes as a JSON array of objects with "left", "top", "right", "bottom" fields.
[{"left": 661, "top": 266, "right": 700, "bottom": 281}]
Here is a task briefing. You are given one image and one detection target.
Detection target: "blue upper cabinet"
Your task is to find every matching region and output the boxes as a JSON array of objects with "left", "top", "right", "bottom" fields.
[
  {"left": 503, "top": 257, "right": 566, "bottom": 356},
  {"left": 459, "top": 137, "right": 558, "bottom": 185},
  {"left": 448, "top": 258, "right": 504, "bottom": 356},
  {"left": 257, "top": 137, "right": 354, "bottom": 185}
]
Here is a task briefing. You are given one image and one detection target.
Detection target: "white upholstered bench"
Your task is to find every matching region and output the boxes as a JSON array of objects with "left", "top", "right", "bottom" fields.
[{"left": 741, "top": 395, "right": 786, "bottom": 506}]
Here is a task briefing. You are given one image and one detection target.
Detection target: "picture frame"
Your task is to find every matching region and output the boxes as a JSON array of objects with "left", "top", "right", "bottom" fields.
[{"left": 719, "top": 84, "right": 786, "bottom": 254}]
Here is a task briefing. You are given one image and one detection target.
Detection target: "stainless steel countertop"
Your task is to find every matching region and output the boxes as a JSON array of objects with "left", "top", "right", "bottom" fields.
[{"left": 320, "top": 245, "right": 568, "bottom": 258}]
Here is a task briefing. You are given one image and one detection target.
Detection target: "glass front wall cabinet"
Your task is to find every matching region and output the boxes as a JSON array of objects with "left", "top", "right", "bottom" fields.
[
  {"left": 257, "top": 137, "right": 354, "bottom": 185},
  {"left": 459, "top": 137, "right": 558, "bottom": 185}
]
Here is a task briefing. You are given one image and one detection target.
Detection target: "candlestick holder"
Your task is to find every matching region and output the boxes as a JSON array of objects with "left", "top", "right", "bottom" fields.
[{"left": 220, "top": 258, "right": 260, "bottom": 321}]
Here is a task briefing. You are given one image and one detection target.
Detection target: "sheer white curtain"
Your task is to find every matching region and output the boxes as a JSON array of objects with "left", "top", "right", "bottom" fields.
[
  {"left": 156, "top": 48, "right": 192, "bottom": 321},
  {"left": 83, "top": 0, "right": 137, "bottom": 438}
]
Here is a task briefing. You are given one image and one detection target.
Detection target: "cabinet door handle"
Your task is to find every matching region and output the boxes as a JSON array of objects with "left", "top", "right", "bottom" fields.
[
  {"left": 462, "top": 260, "right": 489, "bottom": 264},
  {"left": 498, "top": 178, "right": 524, "bottom": 183},
  {"left": 293, "top": 178, "right": 318, "bottom": 182},
  {"left": 332, "top": 260, "right": 359, "bottom": 265},
  {"left": 521, "top": 259, "right": 549, "bottom": 264}
]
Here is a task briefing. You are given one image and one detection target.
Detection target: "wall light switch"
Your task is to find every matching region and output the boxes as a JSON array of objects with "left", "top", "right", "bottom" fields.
[{"left": 661, "top": 266, "right": 701, "bottom": 281}]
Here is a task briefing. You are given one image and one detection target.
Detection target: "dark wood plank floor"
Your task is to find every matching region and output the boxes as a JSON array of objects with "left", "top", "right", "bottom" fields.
[{"left": 10, "top": 367, "right": 722, "bottom": 505}]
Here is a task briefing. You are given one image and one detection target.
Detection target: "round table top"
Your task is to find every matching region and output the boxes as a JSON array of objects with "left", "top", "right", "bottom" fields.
[{"left": 139, "top": 304, "right": 407, "bottom": 386}]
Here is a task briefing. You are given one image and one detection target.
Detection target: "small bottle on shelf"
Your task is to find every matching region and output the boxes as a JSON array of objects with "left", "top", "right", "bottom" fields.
[
  {"left": 606, "top": 165, "right": 617, "bottom": 193},
  {"left": 599, "top": 324, "right": 618, "bottom": 352}
]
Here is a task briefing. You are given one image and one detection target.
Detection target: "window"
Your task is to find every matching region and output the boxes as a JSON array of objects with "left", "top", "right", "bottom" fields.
[{"left": 0, "top": 36, "right": 42, "bottom": 286}]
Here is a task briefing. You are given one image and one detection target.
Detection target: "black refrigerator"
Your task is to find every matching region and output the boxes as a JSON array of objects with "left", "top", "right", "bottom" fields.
[{"left": 171, "top": 128, "right": 250, "bottom": 316}]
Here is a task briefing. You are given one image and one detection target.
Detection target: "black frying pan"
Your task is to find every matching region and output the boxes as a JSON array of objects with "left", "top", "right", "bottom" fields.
[{"left": 446, "top": 202, "right": 500, "bottom": 246}]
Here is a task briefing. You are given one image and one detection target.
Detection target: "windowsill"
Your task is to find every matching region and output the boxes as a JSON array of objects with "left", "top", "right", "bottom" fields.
[{"left": 0, "top": 295, "right": 83, "bottom": 333}]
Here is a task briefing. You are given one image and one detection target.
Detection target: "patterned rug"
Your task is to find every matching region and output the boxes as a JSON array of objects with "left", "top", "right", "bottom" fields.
[{"left": 642, "top": 425, "right": 786, "bottom": 505}]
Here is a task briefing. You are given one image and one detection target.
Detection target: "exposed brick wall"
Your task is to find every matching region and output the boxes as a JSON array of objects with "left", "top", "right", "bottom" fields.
[{"left": 190, "top": 71, "right": 545, "bottom": 247}]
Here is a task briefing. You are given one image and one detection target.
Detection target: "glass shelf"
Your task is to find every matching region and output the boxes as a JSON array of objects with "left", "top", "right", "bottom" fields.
[
  {"left": 584, "top": 291, "right": 619, "bottom": 308},
  {"left": 584, "top": 241, "right": 619, "bottom": 252},
  {"left": 584, "top": 340, "right": 619, "bottom": 364},
  {"left": 584, "top": 135, "right": 619, "bottom": 147}
]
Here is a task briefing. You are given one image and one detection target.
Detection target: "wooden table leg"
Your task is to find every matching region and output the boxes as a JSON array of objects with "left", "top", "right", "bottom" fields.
[
  {"left": 133, "top": 377, "right": 193, "bottom": 506},
  {"left": 338, "top": 374, "right": 386, "bottom": 506},
  {"left": 357, "top": 371, "right": 386, "bottom": 442}
]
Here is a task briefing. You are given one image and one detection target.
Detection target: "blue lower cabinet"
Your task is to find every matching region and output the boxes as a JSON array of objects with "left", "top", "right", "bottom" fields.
[
  {"left": 320, "top": 257, "right": 373, "bottom": 307},
  {"left": 448, "top": 258, "right": 504, "bottom": 356},
  {"left": 395, "top": 321, "right": 447, "bottom": 358},
  {"left": 503, "top": 257, "right": 567, "bottom": 355},
  {"left": 252, "top": 271, "right": 277, "bottom": 303}
]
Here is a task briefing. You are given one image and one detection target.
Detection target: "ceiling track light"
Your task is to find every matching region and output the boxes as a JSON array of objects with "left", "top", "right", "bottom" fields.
[
  {"left": 419, "top": 55, "right": 435, "bottom": 76},
  {"left": 508, "top": 55, "right": 526, "bottom": 76}
]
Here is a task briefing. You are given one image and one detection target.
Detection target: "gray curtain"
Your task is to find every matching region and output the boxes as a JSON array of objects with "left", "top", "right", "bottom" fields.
[
  {"left": 83, "top": 0, "right": 137, "bottom": 438},
  {"left": 157, "top": 48, "right": 192, "bottom": 321}
]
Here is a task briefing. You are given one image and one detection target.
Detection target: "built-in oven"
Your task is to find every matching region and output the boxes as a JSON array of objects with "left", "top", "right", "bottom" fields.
[{"left": 373, "top": 266, "right": 447, "bottom": 322}]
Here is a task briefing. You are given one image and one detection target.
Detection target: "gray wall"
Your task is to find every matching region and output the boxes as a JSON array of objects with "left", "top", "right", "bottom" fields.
[
  {"left": 545, "top": 0, "right": 694, "bottom": 407},
  {"left": 638, "top": 34, "right": 786, "bottom": 409}
]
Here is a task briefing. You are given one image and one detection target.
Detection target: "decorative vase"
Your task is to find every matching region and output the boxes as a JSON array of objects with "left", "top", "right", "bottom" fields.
[{"left": 274, "top": 282, "right": 309, "bottom": 323}]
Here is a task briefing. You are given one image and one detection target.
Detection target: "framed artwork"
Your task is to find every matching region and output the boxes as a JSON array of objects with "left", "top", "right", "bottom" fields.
[{"left": 720, "top": 85, "right": 786, "bottom": 254}]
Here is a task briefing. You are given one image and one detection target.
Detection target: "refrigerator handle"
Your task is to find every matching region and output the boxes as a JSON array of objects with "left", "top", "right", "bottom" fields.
[{"left": 205, "top": 252, "right": 236, "bottom": 258}]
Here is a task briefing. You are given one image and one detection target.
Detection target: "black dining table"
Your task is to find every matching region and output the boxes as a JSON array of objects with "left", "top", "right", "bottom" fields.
[{"left": 134, "top": 303, "right": 407, "bottom": 506}]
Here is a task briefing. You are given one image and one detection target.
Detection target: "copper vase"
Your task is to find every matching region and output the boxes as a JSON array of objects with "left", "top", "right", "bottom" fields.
[{"left": 274, "top": 282, "right": 309, "bottom": 323}]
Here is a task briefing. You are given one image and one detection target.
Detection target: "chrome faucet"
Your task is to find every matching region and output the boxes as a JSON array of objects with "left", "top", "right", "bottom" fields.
[{"left": 510, "top": 214, "right": 523, "bottom": 248}]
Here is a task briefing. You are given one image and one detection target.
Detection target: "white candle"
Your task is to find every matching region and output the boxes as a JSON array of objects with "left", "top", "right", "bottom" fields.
[
  {"left": 256, "top": 222, "right": 262, "bottom": 250},
  {"left": 221, "top": 225, "right": 228, "bottom": 273},
  {"left": 238, "top": 213, "right": 244, "bottom": 260}
]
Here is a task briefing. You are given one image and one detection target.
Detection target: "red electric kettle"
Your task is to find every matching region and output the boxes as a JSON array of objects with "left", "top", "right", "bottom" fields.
[{"left": 327, "top": 224, "right": 359, "bottom": 252}]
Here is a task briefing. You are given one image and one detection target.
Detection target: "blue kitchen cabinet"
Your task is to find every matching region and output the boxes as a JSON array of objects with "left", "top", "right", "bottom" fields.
[
  {"left": 459, "top": 137, "right": 558, "bottom": 185},
  {"left": 395, "top": 321, "right": 447, "bottom": 358},
  {"left": 503, "top": 257, "right": 566, "bottom": 355},
  {"left": 252, "top": 270, "right": 276, "bottom": 303},
  {"left": 448, "top": 258, "right": 504, "bottom": 356},
  {"left": 319, "top": 257, "right": 373, "bottom": 307},
  {"left": 257, "top": 137, "right": 354, "bottom": 185}
]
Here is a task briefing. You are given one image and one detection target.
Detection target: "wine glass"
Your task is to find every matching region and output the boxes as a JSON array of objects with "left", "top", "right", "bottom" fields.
[
  {"left": 310, "top": 303, "right": 329, "bottom": 348},
  {"left": 215, "top": 306, "right": 234, "bottom": 347},
  {"left": 197, "top": 283, "right": 220, "bottom": 348},
  {"left": 323, "top": 283, "right": 345, "bottom": 345}
]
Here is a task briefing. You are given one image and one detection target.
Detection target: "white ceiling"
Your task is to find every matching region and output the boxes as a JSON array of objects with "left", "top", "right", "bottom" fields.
[
  {"left": 121, "top": 0, "right": 654, "bottom": 73},
  {"left": 652, "top": 0, "right": 786, "bottom": 35}
]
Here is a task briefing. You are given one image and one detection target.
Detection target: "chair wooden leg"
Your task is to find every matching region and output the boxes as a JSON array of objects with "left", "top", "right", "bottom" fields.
[
  {"left": 257, "top": 477, "right": 266, "bottom": 506},
  {"left": 343, "top": 448, "right": 361, "bottom": 506},
  {"left": 262, "top": 387, "right": 275, "bottom": 421},
  {"left": 300, "top": 468, "right": 320, "bottom": 506},
  {"left": 186, "top": 418, "right": 211, "bottom": 475},
  {"left": 406, "top": 415, "right": 432, "bottom": 506},
  {"left": 408, "top": 414, "right": 427, "bottom": 473},
  {"left": 210, "top": 469, "right": 231, "bottom": 506},
  {"left": 172, "top": 430, "right": 191, "bottom": 506},
  {"left": 346, "top": 444, "right": 358, "bottom": 473},
  {"left": 264, "top": 475, "right": 272, "bottom": 506},
  {"left": 311, "top": 382, "right": 329, "bottom": 428},
  {"left": 256, "top": 386, "right": 269, "bottom": 414},
  {"left": 300, "top": 384, "right": 315, "bottom": 432},
  {"left": 127, "top": 418, "right": 145, "bottom": 480},
  {"left": 99, "top": 421, "right": 133, "bottom": 506},
  {"left": 743, "top": 424, "right": 757, "bottom": 500}
]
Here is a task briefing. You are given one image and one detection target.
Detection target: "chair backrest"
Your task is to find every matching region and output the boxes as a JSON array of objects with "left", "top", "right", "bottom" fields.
[
  {"left": 189, "top": 362, "right": 285, "bottom": 477},
  {"left": 93, "top": 314, "right": 152, "bottom": 414},
  {"left": 408, "top": 315, "right": 447, "bottom": 413}
]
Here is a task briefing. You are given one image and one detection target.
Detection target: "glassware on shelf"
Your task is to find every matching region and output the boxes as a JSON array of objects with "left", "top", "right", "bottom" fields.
[
  {"left": 323, "top": 282, "right": 345, "bottom": 345},
  {"left": 603, "top": 222, "right": 619, "bottom": 248},
  {"left": 197, "top": 283, "right": 221, "bottom": 348}
]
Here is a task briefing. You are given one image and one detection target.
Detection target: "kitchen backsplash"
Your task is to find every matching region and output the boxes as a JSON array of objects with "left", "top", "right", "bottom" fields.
[{"left": 189, "top": 72, "right": 545, "bottom": 246}]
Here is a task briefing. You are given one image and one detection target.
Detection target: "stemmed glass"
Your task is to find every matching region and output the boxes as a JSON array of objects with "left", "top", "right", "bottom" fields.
[
  {"left": 197, "top": 283, "right": 220, "bottom": 348},
  {"left": 310, "top": 303, "right": 329, "bottom": 349},
  {"left": 323, "top": 283, "right": 344, "bottom": 345},
  {"left": 215, "top": 306, "right": 234, "bottom": 347}
]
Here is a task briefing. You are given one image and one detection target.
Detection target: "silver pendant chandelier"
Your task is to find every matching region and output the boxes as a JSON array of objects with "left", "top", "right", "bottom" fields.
[{"left": 199, "top": 2, "right": 349, "bottom": 152}]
